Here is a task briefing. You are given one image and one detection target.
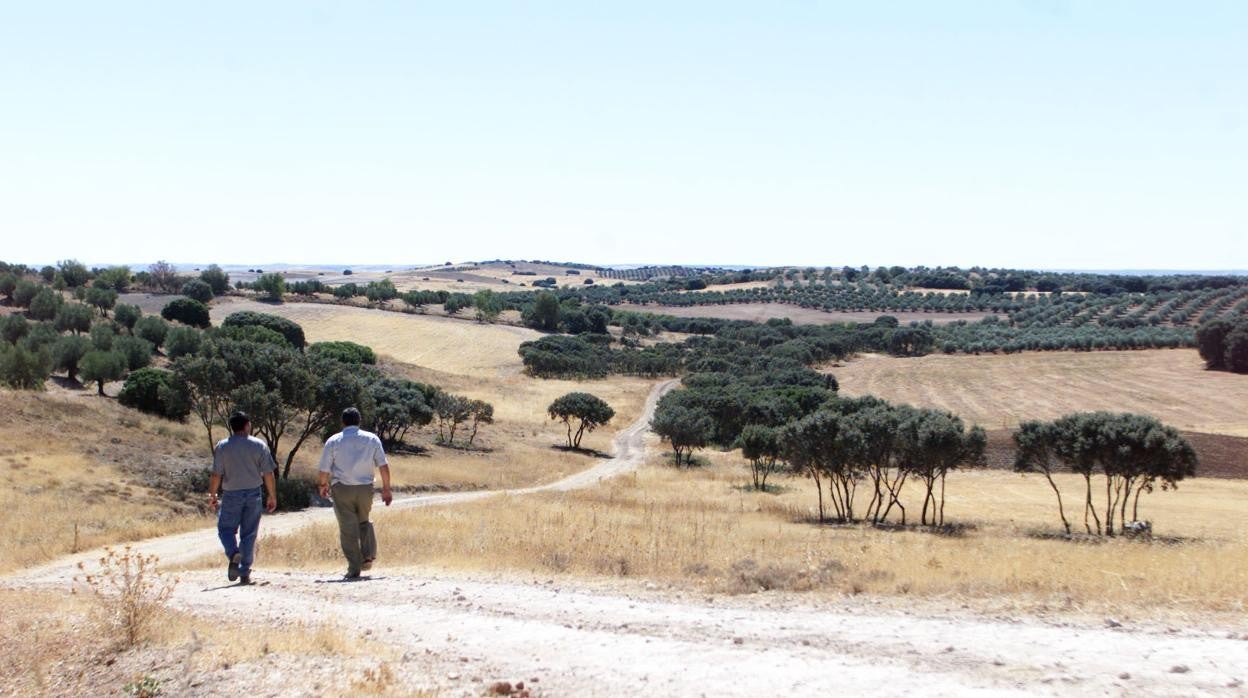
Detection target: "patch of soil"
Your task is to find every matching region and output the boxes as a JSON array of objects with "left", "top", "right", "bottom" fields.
[{"left": 982, "top": 429, "right": 1248, "bottom": 479}]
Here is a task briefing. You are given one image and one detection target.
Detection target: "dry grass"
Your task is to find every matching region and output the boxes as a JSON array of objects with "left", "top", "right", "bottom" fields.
[
  {"left": 833, "top": 349, "right": 1248, "bottom": 435},
  {"left": 256, "top": 445, "right": 1248, "bottom": 616},
  {"left": 0, "top": 390, "right": 210, "bottom": 573},
  {"left": 0, "top": 586, "right": 410, "bottom": 697}
]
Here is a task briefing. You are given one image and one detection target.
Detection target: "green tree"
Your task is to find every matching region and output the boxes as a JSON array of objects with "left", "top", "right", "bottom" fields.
[
  {"left": 308, "top": 340, "right": 376, "bottom": 365},
  {"left": 90, "top": 322, "right": 116, "bottom": 351},
  {"left": 466, "top": 400, "right": 493, "bottom": 446},
  {"left": 28, "top": 288, "right": 63, "bottom": 321},
  {"left": 0, "top": 342, "right": 53, "bottom": 389},
  {"left": 254, "top": 273, "right": 286, "bottom": 302},
  {"left": 364, "top": 279, "right": 398, "bottom": 303},
  {"left": 365, "top": 377, "right": 435, "bottom": 452},
  {"left": 1014, "top": 420, "right": 1072, "bottom": 534},
  {"left": 0, "top": 315, "right": 29, "bottom": 344},
  {"left": 13, "top": 280, "right": 39, "bottom": 308},
  {"left": 164, "top": 326, "right": 202, "bottom": 359},
  {"left": 199, "top": 264, "right": 230, "bottom": 295},
  {"left": 473, "top": 290, "right": 503, "bottom": 323},
  {"left": 114, "top": 303, "right": 142, "bottom": 333},
  {"left": 1196, "top": 318, "right": 1233, "bottom": 370},
  {"left": 1225, "top": 324, "right": 1248, "bottom": 373},
  {"left": 180, "top": 279, "right": 214, "bottom": 304},
  {"left": 93, "top": 265, "right": 132, "bottom": 292},
  {"left": 433, "top": 392, "right": 473, "bottom": 444},
  {"left": 57, "top": 259, "right": 91, "bottom": 287},
  {"left": 524, "top": 292, "right": 561, "bottom": 332},
  {"left": 222, "top": 311, "right": 305, "bottom": 349},
  {"left": 80, "top": 349, "right": 126, "bottom": 395},
  {"left": 134, "top": 316, "right": 170, "bottom": 349},
  {"left": 650, "top": 403, "right": 713, "bottom": 466},
  {"left": 547, "top": 392, "right": 615, "bottom": 449},
  {"left": 161, "top": 298, "right": 211, "bottom": 328},
  {"left": 84, "top": 286, "right": 118, "bottom": 316},
  {"left": 0, "top": 272, "right": 17, "bottom": 301},
  {"left": 114, "top": 335, "right": 155, "bottom": 371},
  {"left": 169, "top": 353, "right": 231, "bottom": 452},
  {"left": 54, "top": 303, "right": 94, "bottom": 334},
  {"left": 735, "top": 424, "right": 782, "bottom": 490},
  {"left": 52, "top": 334, "right": 92, "bottom": 381},
  {"left": 119, "top": 367, "right": 190, "bottom": 419},
  {"left": 147, "top": 260, "right": 181, "bottom": 292}
]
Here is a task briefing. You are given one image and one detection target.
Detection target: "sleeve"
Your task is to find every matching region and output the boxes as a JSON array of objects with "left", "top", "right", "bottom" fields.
[
  {"left": 373, "top": 435, "right": 387, "bottom": 467},
  {"left": 318, "top": 439, "right": 335, "bottom": 473},
  {"left": 260, "top": 442, "right": 277, "bottom": 474},
  {"left": 211, "top": 442, "right": 225, "bottom": 475}
]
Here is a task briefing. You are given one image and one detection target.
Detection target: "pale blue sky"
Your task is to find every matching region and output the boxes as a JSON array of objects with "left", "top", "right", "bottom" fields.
[{"left": 1, "top": 2, "right": 1244, "bottom": 269}]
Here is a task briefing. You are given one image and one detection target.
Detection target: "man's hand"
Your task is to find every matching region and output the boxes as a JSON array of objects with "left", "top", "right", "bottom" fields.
[
  {"left": 382, "top": 487, "right": 393, "bottom": 506},
  {"left": 318, "top": 483, "right": 330, "bottom": 499},
  {"left": 266, "top": 495, "right": 277, "bottom": 513},
  {"left": 208, "top": 494, "right": 219, "bottom": 513}
]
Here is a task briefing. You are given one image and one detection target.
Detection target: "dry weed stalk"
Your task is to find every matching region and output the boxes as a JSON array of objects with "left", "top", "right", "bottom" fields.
[{"left": 75, "top": 546, "right": 178, "bottom": 649}]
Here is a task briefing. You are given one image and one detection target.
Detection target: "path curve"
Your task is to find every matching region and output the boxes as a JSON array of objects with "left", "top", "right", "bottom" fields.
[{"left": 9, "top": 378, "right": 678, "bottom": 584}]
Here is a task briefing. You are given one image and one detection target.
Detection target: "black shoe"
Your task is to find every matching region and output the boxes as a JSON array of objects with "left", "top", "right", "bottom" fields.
[
  {"left": 227, "top": 553, "right": 241, "bottom": 582},
  {"left": 343, "top": 570, "right": 361, "bottom": 580},
  {"left": 239, "top": 572, "right": 251, "bottom": 585}
]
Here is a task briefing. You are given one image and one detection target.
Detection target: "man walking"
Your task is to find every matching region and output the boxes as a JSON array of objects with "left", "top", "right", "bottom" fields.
[
  {"left": 318, "top": 407, "right": 392, "bottom": 579},
  {"left": 207, "top": 411, "right": 278, "bottom": 585}
]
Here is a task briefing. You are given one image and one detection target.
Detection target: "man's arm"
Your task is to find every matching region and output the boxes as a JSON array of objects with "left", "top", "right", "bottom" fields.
[
  {"left": 378, "top": 464, "right": 392, "bottom": 506},
  {"left": 318, "top": 469, "right": 331, "bottom": 499},
  {"left": 262, "top": 472, "right": 277, "bottom": 513},
  {"left": 317, "top": 441, "right": 334, "bottom": 499},
  {"left": 207, "top": 473, "right": 222, "bottom": 512}
]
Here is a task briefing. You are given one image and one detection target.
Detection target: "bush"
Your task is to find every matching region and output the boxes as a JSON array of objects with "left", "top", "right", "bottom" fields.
[
  {"left": 0, "top": 314, "right": 29, "bottom": 344},
  {"left": 28, "top": 287, "right": 63, "bottom": 321},
  {"left": 309, "top": 340, "right": 376, "bottom": 365},
  {"left": 80, "top": 349, "right": 127, "bottom": 395},
  {"left": 221, "top": 311, "right": 305, "bottom": 349},
  {"left": 161, "top": 298, "right": 211, "bottom": 328},
  {"left": 275, "top": 476, "right": 317, "bottom": 511},
  {"left": 254, "top": 272, "right": 286, "bottom": 301},
  {"left": 54, "top": 303, "right": 94, "bottom": 334},
  {"left": 12, "top": 280, "right": 39, "bottom": 308},
  {"left": 199, "top": 264, "right": 230, "bottom": 295},
  {"left": 74, "top": 547, "right": 178, "bottom": 649},
  {"left": 164, "top": 326, "right": 201, "bottom": 359},
  {"left": 0, "top": 342, "right": 53, "bottom": 389},
  {"left": 114, "top": 303, "right": 142, "bottom": 333},
  {"left": 180, "top": 278, "right": 214, "bottom": 304},
  {"left": 134, "top": 316, "right": 169, "bottom": 349},
  {"left": 114, "top": 335, "right": 155, "bottom": 371},
  {"left": 118, "top": 367, "right": 189, "bottom": 419},
  {"left": 53, "top": 334, "right": 92, "bottom": 380}
]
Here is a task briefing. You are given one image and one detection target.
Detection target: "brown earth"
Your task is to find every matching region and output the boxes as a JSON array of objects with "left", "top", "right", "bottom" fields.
[{"left": 982, "top": 429, "right": 1248, "bottom": 479}]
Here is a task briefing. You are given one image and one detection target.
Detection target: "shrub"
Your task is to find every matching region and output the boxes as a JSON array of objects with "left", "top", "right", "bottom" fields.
[
  {"left": 180, "top": 278, "right": 214, "bottom": 304},
  {"left": 161, "top": 298, "right": 211, "bottom": 328},
  {"left": 0, "top": 342, "right": 52, "bottom": 389},
  {"left": 119, "top": 367, "right": 189, "bottom": 419},
  {"left": 74, "top": 547, "right": 178, "bottom": 649},
  {"left": 12, "top": 279, "right": 39, "bottom": 308},
  {"left": 114, "top": 335, "right": 155, "bottom": 371},
  {"left": 114, "top": 303, "right": 142, "bottom": 333},
  {"left": 53, "top": 334, "right": 92, "bottom": 381},
  {"left": 134, "top": 316, "right": 169, "bottom": 349},
  {"left": 199, "top": 264, "right": 230, "bottom": 295},
  {"left": 275, "top": 475, "right": 317, "bottom": 511},
  {"left": 254, "top": 272, "right": 286, "bottom": 301},
  {"left": 222, "top": 311, "right": 305, "bottom": 349},
  {"left": 163, "top": 326, "right": 201, "bottom": 359},
  {"left": 28, "top": 288, "right": 63, "bottom": 321},
  {"left": 80, "top": 349, "right": 127, "bottom": 395},
  {"left": 0, "top": 314, "right": 29, "bottom": 344},
  {"left": 309, "top": 340, "right": 376, "bottom": 365}
]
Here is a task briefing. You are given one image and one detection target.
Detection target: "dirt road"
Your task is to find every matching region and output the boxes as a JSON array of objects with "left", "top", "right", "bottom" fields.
[{"left": 7, "top": 377, "right": 1248, "bottom": 696}]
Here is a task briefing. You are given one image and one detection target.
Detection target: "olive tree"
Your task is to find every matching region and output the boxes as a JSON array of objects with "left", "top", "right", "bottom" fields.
[
  {"left": 80, "top": 349, "right": 126, "bottom": 395},
  {"left": 548, "top": 392, "right": 615, "bottom": 449},
  {"left": 734, "top": 424, "right": 782, "bottom": 490},
  {"left": 650, "top": 402, "right": 713, "bottom": 466}
]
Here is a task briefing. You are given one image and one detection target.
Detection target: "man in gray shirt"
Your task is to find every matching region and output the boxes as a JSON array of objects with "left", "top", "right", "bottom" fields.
[
  {"left": 318, "top": 407, "right": 392, "bottom": 579},
  {"left": 208, "top": 411, "right": 278, "bottom": 584}
]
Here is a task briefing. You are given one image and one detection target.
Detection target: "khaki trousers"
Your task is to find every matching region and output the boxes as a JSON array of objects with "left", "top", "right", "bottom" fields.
[{"left": 331, "top": 484, "right": 377, "bottom": 574}]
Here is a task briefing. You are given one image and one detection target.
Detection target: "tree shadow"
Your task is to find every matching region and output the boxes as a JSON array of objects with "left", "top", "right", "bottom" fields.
[
  {"left": 550, "top": 444, "right": 611, "bottom": 459},
  {"left": 50, "top": 376, "right": 87, "bottom": 391},
  {"left": 389, "top": 443, "right": 431, "bottom": 457},
  {"left": 1023, "top": 528, "right": 1198, "bottom": 546},
  {"left": 434, "top": 441, "right": 494, "bottom": 454},
  {"left": 730, "top": 482, "right": 793, "bottom": 495}
]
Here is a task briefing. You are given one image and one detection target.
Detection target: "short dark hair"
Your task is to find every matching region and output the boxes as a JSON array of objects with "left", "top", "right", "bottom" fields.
[
  {"left": 342, "top": 407, "right": 362, "bottom": 426},
  {"left": 228, "top": 411, "right": 250, "bottom": 433}
]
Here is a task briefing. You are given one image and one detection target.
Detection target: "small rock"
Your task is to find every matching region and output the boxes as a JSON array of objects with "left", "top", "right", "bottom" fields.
[
  {"left": 1104, "top": 619, "right": 1122, "bottom": 628},
  {"left": 1118, "top": 673, "right": 1131, "bottom": 680},
  {"left": 732, "top": 637, "right": 744, "bottom": 645},
  {"left": 447, "top": 672, "right": 461, "bottom": 680},
  {"left": 1169, "top": 665, "right": 1190, "bottom": 674},
  {"left": 1227, "top": 679, "right": 1242, "bottom": 688},
  {"left": 944, "top": 646, "right": 955, "bottom": 653},
  {"left": 489, "top": 681, "right": 513, "bottom": 695}
]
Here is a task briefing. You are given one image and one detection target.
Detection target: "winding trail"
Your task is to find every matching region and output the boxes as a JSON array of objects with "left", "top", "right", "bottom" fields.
[{"left": 6, "top": 377, "right": 1248, "bottom": 696}]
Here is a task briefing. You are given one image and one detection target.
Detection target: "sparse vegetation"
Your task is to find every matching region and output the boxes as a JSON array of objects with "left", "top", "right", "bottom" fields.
[{"left": 74, "top": 547, "right": 178, "bottom": 649}]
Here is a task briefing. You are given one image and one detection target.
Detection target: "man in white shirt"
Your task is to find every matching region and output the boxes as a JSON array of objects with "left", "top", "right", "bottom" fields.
[{"left": 318, "top": 407, "right": 392, "bottom": 579}]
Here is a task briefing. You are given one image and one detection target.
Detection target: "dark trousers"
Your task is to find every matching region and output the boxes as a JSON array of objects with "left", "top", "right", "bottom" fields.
[{"left": 331, "top": 483, "right": 376, "bottom": 574}]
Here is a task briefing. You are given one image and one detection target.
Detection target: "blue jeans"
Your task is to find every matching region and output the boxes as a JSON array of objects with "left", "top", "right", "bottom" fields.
[{"left": 217, "top": 487, "right": 264, "bottom": 574}]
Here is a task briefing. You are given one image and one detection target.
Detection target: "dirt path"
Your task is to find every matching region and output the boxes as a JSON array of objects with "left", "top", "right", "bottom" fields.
[{"left": 6, "top": 377, "right": 1248, "bottom": 696}]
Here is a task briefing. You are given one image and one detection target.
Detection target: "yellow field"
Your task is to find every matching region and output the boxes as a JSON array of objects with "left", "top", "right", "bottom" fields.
[
  {"left": 253, "top": 444, "right": 1248, "bottom": 616},
  {"left": 0, "top": 390, "right": 210, "bottom": 573},
  {"left": 213, "top": 299, "right": 658, "bottom": 490},
  {"left": 832, "top": 349, "right": 1248, "bottom": 435}
]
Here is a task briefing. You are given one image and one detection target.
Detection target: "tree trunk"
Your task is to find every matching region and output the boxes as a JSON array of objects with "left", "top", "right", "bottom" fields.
[
  {"left": 1043, "top": 469, "right": 1071, "bottom": 535},
  {"left": 1132, "top": 482, "right": 1146, "bottom": 521},
  {"left": 1104, "top": 476, "right": 1115, "bottom": 536},
  {"left": 1083, "top": 474, "right": 1101, "bottom": 535},
  {"left": 811, "top": 469, "right": 825, "bottom": 522},
  {"left": 574, "top": 422, "right": 587, "bottom": 449},
  {"left": 938, "top": 471, "right": 947, "bottom": 526}
]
